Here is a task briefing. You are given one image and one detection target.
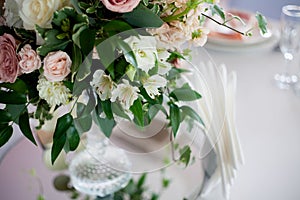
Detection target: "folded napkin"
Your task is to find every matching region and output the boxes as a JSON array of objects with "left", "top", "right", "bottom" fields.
[{"left": 192, "top": 62, "right": 244, "bottom": 199}]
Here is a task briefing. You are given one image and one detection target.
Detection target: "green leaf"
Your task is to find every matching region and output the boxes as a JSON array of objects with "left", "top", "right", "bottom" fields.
[
  {"left": 100, "top": 100, "right": 113, "bottom": 120},
  {"left": 169, "top": 103, "right": 180, "bottom": 137},
  {"left": 104, "top": 20, "right": 133, "bottom": 36},
  {"left": 212, "top": 5, "right": 225, "bottom": 21},
  {"left": 0, "top": 79, "right": 28, "bottom": 93},
  {"left": 75, "top": 55, "right": 92, "bottom": 81},
  {"left": 53, "top": 113, "right": 73, "bottom": 139},
  {"left": 51, "top": 133, "right": 67, "bottom": 164},
  {"left": 137, "top": 173, "right": 147, "bottom": 189},
  {"left": 130, "top": 98, "right": 144, "bottom": 127},
  {"left": 76, "top": 90, "right": 96, "bottom": 117},
  {"left": 0, "top": 125, "right": 13, "bottom": 147},
  {"left": 74, "top": 114, "right": 92, "bottom": 134},
  {"left": 122, "top": 4, "right": 164, "bottom": 28},
  {"left": 65, "top": 125, "right": 80, "bottom": 152},
  {"left": 37, "top": 40, "right": 71, "bottom": 57},
  {"left": 162, "top": 178, "right": 171, "bottom": 188},
  {"left": 179, "top": 145, "right": 191, "bottom": 167},
  {"left": 0, "top": 109, "right": 12, "bottom": 124},
  {"left": 180, "top": 105, "right": 204, "bottom": 126},
  {"left": 71, "top": 44, "right": 83, "bottom": 74},
  {"left": 96, "top": 38, "right": 116, "bottom": 71},
  {"left": 170, "top": 83, "right": 201, "bottom": 101},
  {"left": 19, "top": 110, "right": 37, "bottom": 145},
  {"left": 111, "top": 102, "right": 131, "bottom": 120},
  {"left": 93, "top": 110, "right": 116, "bottom": 137},
  {"left": 6, "top": 104, "right": 26, "bottom": 124},
  {"left": 256, "top": 12, "right": 268, "bottom": 34},
  {"left": 0, "top": 90, "right": 27, "bottom": 104},
  {"left": 52, "top": 113, "right": 73, "bottom": 164},
  {"left": 80, "top": 28, "right": 96, "bottom": 56},
  {"left": 148, "top": 104, "right": 167, "bottom": 120},
  {"left": 115, "top": 37, "right": 138, "bottom": 69}
]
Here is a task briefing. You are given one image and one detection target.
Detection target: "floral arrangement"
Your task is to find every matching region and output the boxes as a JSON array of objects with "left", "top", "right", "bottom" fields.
[{"left": 0, "top": 0, "right": 267, "bottom": 165}]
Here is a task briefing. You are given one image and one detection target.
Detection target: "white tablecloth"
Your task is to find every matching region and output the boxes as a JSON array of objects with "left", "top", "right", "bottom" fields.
[{"left": 204, "top": 47, "right": 300, "bottom": 200}]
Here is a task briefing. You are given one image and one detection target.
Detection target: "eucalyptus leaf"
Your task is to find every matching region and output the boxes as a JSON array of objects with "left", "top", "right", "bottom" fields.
[
  {"left": 0, "top": 125, "right": 13, "bottom": 147},
  {"left": 19, "top": 110, "right": 37, "bottom": 145}
]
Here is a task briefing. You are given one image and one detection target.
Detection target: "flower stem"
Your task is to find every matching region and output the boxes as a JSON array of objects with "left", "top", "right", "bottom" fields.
[{"left": 201, "top": 13, "right": 245, "bottom": 35}]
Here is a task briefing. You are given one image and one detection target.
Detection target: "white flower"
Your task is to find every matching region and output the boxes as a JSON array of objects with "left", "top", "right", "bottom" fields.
[
  {"left": 37, "top": 77, "right": 71, "bottom": 107},
  {"left": 143, "top": 75, "right": 167, "bottom": 99},
  {"left": 157, "top": 49, "right": 172, "bottom": 75},
  {"left": 191, "top": 27, "right": 210, "bottom": 47},
  {"left": 15, "top": 0, "right": 68, "bottom": 30},
  {"left": 90, "top": 70, "right": 114, "bottom": 101},
  {"left": 124, "top": 35, "right": 157, "bottom": 73},
  {"left": 111, "top": 80, "right": 139, "bottom": 110}
]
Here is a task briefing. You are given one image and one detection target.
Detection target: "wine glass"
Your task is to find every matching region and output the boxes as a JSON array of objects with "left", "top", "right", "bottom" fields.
[{"left": 274, "top": 5, "right": 300, "bottom": 89}]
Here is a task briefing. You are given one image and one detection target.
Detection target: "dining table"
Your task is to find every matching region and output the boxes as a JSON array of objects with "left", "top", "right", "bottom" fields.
[{"left": 1, "top": 18, "right": 300, "bottom": 200}]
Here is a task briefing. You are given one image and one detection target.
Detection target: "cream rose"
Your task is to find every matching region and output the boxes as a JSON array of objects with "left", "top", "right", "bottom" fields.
[
  {"left": 43, "top": 51, "right": 71, "bottom": 82},
  {"left": 16, "top": 0, "right": 67, "bottom": 30},
  {"left": 101, "top": 0, "right": 140, "bottom": 13},
  {"left": 0, "top": 34, "right": 19, "bottom": 83},
  {"left": 18, "top": 44, "right": 41, "bottom": 74}
]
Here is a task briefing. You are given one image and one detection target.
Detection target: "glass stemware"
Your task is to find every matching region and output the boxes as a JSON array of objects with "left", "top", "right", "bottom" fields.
[{"left": 274, "top": 5, "right": 300, "bottom": 89}]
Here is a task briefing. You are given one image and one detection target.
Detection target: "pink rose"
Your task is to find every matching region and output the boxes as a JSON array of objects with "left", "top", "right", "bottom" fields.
[
  {"left": 101, "top": 0, "right": 140, "bottom": 13},
  {"left": 0, "top": 33, "right": 19, "bottom": 83},
  {"left": 18, "top": 44, "right": 41, "bottom": 74},
  {"left": 43, "top": 51, "right": 71, "bottom": 82}
]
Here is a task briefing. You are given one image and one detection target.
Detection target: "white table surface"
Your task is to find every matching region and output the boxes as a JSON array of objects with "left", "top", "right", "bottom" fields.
[{"left": 205, "top": 47, "right": 300, "bottom": 200}]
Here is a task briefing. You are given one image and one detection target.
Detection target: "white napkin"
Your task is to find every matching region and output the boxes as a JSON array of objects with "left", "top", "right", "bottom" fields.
[{"left": 194, "top": 62, "right": 244, "bottom": 199}]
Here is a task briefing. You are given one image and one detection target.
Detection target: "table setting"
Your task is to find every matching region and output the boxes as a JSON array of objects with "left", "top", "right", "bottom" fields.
[{"left": 1, "top": 0, "right": 300, "bottom": 200}]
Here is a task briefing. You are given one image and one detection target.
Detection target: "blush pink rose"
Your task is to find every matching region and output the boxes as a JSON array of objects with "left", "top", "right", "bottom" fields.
[
  {"left": 43, "top": 51, "right": 71, "bottom": 82},
  {"left": 102, "top": 0, "right": 140, "bottom": 13},
  {"left": 18, "top": 44, "right": 41, "bottom": 74},
  {"left": 0, "top": 33, "right": 19, "bottom": 83}
]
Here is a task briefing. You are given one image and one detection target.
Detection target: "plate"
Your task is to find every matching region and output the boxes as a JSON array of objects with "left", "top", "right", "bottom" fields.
[{"left": 205, "top": 9, "right": 280, "bottom": 52}]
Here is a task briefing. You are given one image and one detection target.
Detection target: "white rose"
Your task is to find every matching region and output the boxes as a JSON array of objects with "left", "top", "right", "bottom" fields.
[{"left": 16, "top": 0, "right": 67, "bottom": 30}]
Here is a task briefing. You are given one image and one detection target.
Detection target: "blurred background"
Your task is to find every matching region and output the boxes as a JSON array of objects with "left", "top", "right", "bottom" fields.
[{"left": 228, "top": 0, "right": 300, "bottom": 19}]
